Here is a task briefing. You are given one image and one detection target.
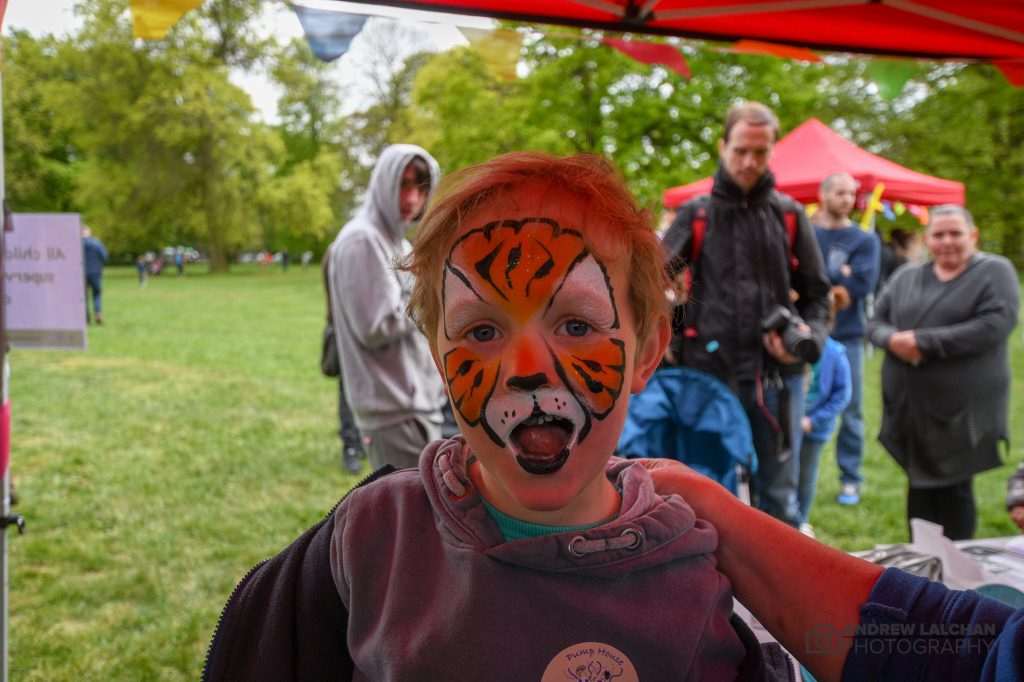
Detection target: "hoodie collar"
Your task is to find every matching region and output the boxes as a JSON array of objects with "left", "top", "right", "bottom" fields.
[{"left": 420, "top": 437, "right": 714, "bottom": 578}]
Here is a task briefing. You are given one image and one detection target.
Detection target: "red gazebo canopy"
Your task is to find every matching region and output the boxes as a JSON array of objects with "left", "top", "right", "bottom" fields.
[
  {"left": 662, "top": 118, "right": 965, "bottom": 208},
  {"left": 339, "top": 1, "right": 1024, "bottom": 63}
]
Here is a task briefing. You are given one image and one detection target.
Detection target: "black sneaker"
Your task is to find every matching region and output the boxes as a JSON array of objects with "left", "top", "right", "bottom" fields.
[{"left": 342, "top": 447, "right": 363, "bottom": 474}]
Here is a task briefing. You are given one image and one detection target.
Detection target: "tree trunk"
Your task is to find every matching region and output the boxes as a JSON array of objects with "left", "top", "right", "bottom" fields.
[{"left": 200, "top": 135, "right": 231, "bottom": 273}]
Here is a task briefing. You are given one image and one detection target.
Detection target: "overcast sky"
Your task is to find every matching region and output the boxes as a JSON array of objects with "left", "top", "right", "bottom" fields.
[{"left": 4, "top": 0, "right": 488, "bottom": 120}]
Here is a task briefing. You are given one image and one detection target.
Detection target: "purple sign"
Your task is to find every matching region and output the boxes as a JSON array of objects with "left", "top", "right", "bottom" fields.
[{"left": 4, "top": 213, "right": 86, "bottom": 350}]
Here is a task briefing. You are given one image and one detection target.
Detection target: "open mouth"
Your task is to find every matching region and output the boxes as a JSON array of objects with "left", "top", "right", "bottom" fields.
[{"left": 510, "top": 412, "right": 574, "bottom": 475}]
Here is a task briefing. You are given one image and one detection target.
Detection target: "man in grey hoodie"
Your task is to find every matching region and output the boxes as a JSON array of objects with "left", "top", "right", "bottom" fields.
[{"left": 327, "top": 144, "right": 446, "bottom": 472}]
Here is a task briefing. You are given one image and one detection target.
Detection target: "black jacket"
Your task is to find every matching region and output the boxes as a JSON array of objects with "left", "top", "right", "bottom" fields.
[{"left": 663, "top": 165, "right": 830, "bottom": 384}]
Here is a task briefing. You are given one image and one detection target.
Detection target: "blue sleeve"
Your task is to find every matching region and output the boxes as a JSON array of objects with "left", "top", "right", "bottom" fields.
[
  {"left": 839, "top": 231, "right": 880, "bottom": 298},
  {"left": 841, "top": 568, "right": 1015, "bottom": 682},
  {"left": 807, "top": 346, "right": 851, "bottom": 428},
  {"left": 981, "top": 607, "right": 1024, "bottom": 681}
]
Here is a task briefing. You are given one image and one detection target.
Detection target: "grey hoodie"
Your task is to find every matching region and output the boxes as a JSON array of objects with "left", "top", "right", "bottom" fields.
[
  {"left": 327, "top": 145, "right": 445, "bottom": 431},
  {"left": 330, "top": 437, "right": 748, "bottom": 680}
]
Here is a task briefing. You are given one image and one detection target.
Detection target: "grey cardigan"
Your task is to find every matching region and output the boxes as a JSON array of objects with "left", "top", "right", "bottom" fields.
[{"left": 867, "top": 253, "right": 1019, "bottom": 486}]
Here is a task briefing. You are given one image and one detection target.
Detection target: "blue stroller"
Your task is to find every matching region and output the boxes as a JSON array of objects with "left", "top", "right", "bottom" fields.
[{"left": 617, "top": 366, "right": 756, "bottom": 497}]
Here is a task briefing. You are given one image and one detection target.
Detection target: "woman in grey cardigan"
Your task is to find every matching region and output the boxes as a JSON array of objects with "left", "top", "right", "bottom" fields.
[{"left": 867, "top": 205, "right": 1019, "bottom": 540}]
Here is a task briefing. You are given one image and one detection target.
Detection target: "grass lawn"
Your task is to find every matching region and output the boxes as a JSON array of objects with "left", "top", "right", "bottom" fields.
[{"left": 6, "top": 264, "right": 1024, "bottom": 678}]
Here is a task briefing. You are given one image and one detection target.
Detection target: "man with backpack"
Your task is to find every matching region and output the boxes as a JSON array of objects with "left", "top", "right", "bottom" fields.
[{"left": 663, "top": 102, "right": 831, "bottom": 526}]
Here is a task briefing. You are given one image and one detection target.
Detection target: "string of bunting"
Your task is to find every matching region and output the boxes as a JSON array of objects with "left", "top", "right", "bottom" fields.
[{"left": 126, "top": 0, "right": 1024, "bottom": 90}]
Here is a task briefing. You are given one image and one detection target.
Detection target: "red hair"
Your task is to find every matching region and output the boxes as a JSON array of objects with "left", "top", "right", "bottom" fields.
[{"left": 403, "top": 152, "right": 669, "bottom": 354}]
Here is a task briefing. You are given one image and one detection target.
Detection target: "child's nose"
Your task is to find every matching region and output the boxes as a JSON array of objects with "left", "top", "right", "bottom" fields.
[
  {"left": 506, "top": 373, "right": 550, "bottom": 392},
  {"left": 504, "top": 334, "right": 555, "bottom": 392}
]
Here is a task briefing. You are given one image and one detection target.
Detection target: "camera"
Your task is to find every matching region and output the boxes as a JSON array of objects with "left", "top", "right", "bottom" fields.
[{"left": 762, "top": 304, "right": 819, "bottom": 363}]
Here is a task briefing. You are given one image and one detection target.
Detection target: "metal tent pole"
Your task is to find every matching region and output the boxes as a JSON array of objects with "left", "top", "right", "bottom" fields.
[
  {"left": 0, "top": 57, "right": 25, "bottom": 682},
  {"left": 0, "top": 55, "right": 9, "bottom": 682}
]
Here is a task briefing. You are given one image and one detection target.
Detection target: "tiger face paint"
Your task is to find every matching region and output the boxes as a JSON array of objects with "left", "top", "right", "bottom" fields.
[
  {"left": 443, "top": 217, "right": 625, "bottom": 455},
  {"left": 433, "top": 184, "right": 657, "bottom": 524}
]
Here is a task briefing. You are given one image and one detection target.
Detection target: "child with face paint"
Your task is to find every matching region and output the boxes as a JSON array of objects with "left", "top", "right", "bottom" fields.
[{"left": 205, "top": 153, "right": 780, "bottom": 681}]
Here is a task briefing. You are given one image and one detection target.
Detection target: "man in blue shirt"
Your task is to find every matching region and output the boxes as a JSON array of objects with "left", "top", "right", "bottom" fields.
[
  {"left": 813, "top": 173, "right": 880, "bottom": 506},
  {"left": 82, "top": 226, "right": 109, "bottom": 325}
]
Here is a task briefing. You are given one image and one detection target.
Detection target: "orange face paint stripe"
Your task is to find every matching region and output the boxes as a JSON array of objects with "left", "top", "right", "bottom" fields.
[
  {"left": 443, "top": 346, "right": 499, "bottom": 425},
  {"left": 559, "top": 338, "right": 626, "bottom": 419}
]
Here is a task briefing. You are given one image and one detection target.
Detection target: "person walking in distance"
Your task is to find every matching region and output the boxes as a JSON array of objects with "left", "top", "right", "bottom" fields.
[{"left": 82, "top": 226, "right": 108, "bottom": 324}]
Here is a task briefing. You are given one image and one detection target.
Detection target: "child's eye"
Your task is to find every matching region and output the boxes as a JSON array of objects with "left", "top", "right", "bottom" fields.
[
  {"left": 561, "top": 320, "right": 591, "bottom": 337},
  {"left": 469, "top": 325, "right": 500, "bottom": 342}
]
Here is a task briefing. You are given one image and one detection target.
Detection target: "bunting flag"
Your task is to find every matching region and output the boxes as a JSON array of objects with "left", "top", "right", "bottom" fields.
[
  {"left": 803, "top": 203, "right": 819, "bottom": 218},
  {"left": 459, "top": 27, "right": 523, "bottom": 80},
  {"left": 893, "top": 201, "right": 906, "bottom": 217},
  {"left": 730, "top": 39, "right": 821, "bottom": 63},
  {"left": 290, "top": 4, "right": 368, "bottom": 63},
  {"left": 130, "top": 0, "right": 206, "bottom": 40},
  {"left": 881, "top": 200, "right": 897, "bottom": 221},
  {"left": 906, "top": 204, "right": 929, "bottom": 225},
  {"left": 859, "top": 182, "right": 885, "bottom": 229},
  {"left": 603, "top": 38, "right": 691, "bottom": 78},
  {"left": 994, "top": 61, "right": 1024, "bottom": 87},
  {"left": 864, "top": 58, "right": 917, "bottom": 99}
]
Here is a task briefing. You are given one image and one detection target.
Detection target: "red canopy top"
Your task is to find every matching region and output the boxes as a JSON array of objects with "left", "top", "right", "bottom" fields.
[
  {"left": 662, "top": 118, "right": 965, "bottom": 208},
  {"left": 340, "top": 1, "right": 1024, "bottom": 62}
]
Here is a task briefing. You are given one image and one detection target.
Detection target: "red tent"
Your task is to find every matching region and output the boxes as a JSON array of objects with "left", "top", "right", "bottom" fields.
[
  {"left": 662, "top": 118, "right": 965, "bottom": 208},
  {"left": 340, "top": 1, "right": 1024, "bottom": 66}
]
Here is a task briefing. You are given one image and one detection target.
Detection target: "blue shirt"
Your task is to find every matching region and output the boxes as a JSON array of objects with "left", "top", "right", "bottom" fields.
[
  {"left": 82, "top": 236, "right": 108, "bottom": 276},
  {"left": 814, "top": 225, "right": 880, "bottom": 340}
]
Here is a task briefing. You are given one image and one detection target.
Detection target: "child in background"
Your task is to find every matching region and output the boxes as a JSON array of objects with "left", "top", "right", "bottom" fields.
[
  {"left": 796, "top": 285, "right": 852, "bottom": 537},
  {"left": 204, "top": 153, "right": 779, "bottom": 681}
]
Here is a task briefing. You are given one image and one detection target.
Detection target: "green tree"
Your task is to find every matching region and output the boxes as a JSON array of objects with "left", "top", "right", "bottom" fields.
[
  {"left": 2, "top": 30, "right": 81, "bottom": 212},
  {"left": 23, "top": 0, "right": 340, "bottom": 270},
  {"left": 406, "top": 30, "right": 882, "bottom": 210},
  {"left": 880, "top": 64, "right": 1024, "bottom": 265},
  {"left": 44, "top": 0, "right": 275, "bottom": 268},
  {"left": 255, "top": 152, "right": 342, "bottom": 255},
  {"left": 405, "top": 46, "right": 527, "bottom": 171},
  {"left": 270, "top": 38, "right": 343, "bottom": 169}
]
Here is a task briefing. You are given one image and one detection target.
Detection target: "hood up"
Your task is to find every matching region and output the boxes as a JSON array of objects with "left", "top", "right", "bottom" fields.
[{"left": 361, "top": 143, "right": 440, "bottom": 241}]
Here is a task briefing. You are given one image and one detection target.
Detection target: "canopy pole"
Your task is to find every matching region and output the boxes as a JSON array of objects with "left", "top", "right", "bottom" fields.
[
  {"left": 0, "top": 53, "right": 22, "bottom": 682},
  {"left": 0, "top": 54, "right": 9, "bottom": 682}
]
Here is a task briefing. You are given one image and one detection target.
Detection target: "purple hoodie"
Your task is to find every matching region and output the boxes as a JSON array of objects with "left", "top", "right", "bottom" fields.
[{"left": 330, "top": 436, "right": 747, "bottom": 680}]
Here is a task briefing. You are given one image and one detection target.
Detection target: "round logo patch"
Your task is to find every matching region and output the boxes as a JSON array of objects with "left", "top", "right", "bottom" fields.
[{"left": 541, "top": 642, "right": 639, "bottom": 682}]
